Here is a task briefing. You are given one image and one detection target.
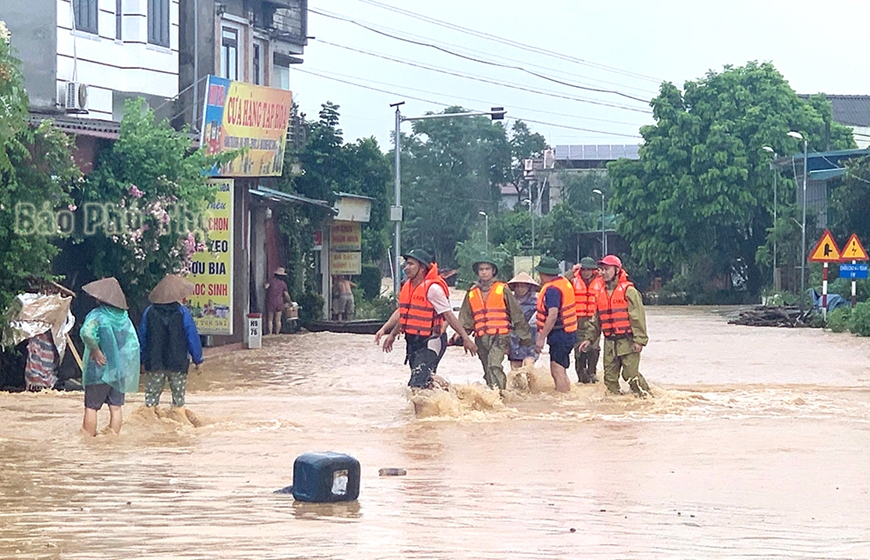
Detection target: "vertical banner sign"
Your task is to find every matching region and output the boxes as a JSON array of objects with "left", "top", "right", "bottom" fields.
[
  {"left": 186, "top": 179, "right": 234, "bottom": 335},
  {"left": 200, "top": 75, "right": 293, "bottom": 177}
]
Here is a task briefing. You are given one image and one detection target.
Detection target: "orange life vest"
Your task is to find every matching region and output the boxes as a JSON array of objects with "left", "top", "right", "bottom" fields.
[
  {"left": 467, "top": 282, "right": 511, "bottom": 337},
  {"left": 573, "top": 271, "right": 605, "bottom": 318},
  {"left": 596, "top": 272, "right": 634, "bottom": 338},
  {"left": 536, "top": 276, "right": 578, "bottom": 333},
  {"left": 398, "top": 264, "right": 449, "bottom": 337}
]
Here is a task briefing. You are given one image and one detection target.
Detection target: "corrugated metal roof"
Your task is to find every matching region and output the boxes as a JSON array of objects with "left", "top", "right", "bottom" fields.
[
  {"left": 798, "top": 95, "right": 870, "bottom": 127},
  {"left": 251, "top": 186, "right": 336, "bottom": 212},
  {"left": 29, "top": 113, "right": 121, "bottom": 139}
]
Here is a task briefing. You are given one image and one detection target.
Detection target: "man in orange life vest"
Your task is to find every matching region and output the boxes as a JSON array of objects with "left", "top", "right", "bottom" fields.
[
  {"left": 567, "top": 256, "right": 605, "bottom": 384},
  {"left": 458, "top": 257, "right": 531, "bottom": 390},
  {"left": 534, "top": 256, "right": 577, "bottom": 393},
  {"left": 375, "top": 249, "right": 477, "bottom": 389},
  {"left": 579, "top": 255, "right": 651, "bottom": 397}
]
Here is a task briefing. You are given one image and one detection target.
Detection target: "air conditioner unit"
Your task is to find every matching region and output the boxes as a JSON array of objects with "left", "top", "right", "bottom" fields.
[{"left": 65, "top": 82, "right": 89, "bottom": 112}]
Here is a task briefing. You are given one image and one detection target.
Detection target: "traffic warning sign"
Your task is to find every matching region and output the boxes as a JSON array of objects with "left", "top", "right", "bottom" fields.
[
  {"left": 808, "top": 229, "right": 841, "bottom": 262},
  {"left": 840, "top": 233, "right": 869, "bottom": 261}
]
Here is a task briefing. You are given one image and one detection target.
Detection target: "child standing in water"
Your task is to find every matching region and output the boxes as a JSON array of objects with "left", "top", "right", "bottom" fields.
[
  {"left": 79, "top": 278, "right": 140, "bottom": 437},
  {"left": 507, "top": 272, "right": 540, "bottom": 370}
]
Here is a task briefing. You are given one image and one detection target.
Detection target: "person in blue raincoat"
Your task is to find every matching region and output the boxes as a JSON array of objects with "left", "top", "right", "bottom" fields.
[{"left": 79, "top": 278, "right": 140, "bottom": 437}]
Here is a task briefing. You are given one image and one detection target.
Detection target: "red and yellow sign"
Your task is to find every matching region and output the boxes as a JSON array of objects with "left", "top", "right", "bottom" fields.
[
  {"left": 201, "top": 75, "right": 293, "bottom": 177},
  {"left": 808, "top": 229, "right": 841, "bottom": 262},
  {"left": 185, "top": 179, "right": 234, "bottom": 335},
  {"left": 840, "top": 233, "right": 869, "bottom": 261}
]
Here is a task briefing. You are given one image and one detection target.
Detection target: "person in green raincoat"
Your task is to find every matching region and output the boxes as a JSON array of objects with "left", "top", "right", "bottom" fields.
[{"left": 79, "top": 278, "right": 140, "bottom": 436}]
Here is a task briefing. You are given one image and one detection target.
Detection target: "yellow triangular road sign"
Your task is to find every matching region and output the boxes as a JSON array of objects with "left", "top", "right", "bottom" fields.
[
  {"left": 840, "top": 233, "right": 869, "bottom": 261},
  {"left": 808, "top": 230, "right": 841, "bottom": 262}
]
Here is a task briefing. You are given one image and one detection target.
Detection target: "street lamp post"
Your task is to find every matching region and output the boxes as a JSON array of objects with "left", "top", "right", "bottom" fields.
[
  {"left": 390, "top": 103, "right": 506, "bottom": 295},
  {"left": 479, "top": 211, "right": 488, "bottom": 251},
  {"left": 788, "top": 131, "right": 808, "bottom": 314},
  {"left": 763, "top": 146, "right": 778, "bottom": 289},
  {"left": 523, "top": 198, "right": 534, "bottom": 254},
  {"left": 592, "top": 188, "right": 606, "bottom": 256}
]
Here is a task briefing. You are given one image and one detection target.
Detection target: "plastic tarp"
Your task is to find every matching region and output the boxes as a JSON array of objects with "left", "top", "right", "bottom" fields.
[{"left": 2, "top": 293, "right": 75, "bottom": 361}]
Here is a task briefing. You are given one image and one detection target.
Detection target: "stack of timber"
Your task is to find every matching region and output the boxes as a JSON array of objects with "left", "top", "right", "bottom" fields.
[{"left": 727, "top": 305, "right": 810, "bottom": 328}]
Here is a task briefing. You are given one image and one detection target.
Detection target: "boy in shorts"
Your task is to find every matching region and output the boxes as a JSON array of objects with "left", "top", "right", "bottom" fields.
[{"left": 533, "top": 257, "right": 577, "bottom": 393}]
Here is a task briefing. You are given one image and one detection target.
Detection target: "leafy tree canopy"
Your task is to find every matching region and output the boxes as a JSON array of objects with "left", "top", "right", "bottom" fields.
[{"left": 607, "top": 61, "right": 854, "bottom": 296}]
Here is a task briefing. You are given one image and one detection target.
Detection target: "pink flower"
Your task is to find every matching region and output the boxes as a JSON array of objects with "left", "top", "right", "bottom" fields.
[
  {"left": 129, "top": 185, "right": 144, "bottom": 198},
  {"left": 68, "top": 204, "right": 77, "bottom": 211}
]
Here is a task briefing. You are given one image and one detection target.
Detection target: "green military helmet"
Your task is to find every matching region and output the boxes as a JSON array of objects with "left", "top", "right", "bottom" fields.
[{"left": 472, "top": 256, "right": 499, "bottom": 276}]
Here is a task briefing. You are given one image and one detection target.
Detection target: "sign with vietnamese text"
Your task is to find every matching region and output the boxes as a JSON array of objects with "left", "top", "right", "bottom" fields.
[
  {"left": 330, "top": 251, "right": 362, "bottom": 275},
  {"left": 186, "top": 178, "right": 234, "bottom": 335},
  {"left": 330, "top": 221, "right": 362, "bottom": 251},
  {"left": 201, "top": 75, "right": 293, "bottom": 177},
  {"left": 839, "top": 263, "right": 869, "bottom": 279}
]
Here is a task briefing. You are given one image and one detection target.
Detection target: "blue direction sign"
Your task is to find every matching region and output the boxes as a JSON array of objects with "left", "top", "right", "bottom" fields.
[{"left": 839, "top": 263, "right": 869, "bottom": 279}]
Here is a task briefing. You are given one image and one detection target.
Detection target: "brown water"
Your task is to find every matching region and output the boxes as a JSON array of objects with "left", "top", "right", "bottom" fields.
[{"left": 2, "top": 306, "right": 869, "bottom": 559}]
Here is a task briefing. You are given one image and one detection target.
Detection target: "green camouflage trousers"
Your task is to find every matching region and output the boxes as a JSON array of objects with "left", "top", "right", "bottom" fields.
[
  {"left": 476, "top": 335, "right": 509, "bottom": 390},
  {"left": 602, "top": 341, "right": 650, "bottom": 396}
]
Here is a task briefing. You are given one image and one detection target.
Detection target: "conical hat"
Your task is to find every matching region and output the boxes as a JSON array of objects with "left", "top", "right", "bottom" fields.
[
  {"left": 82, "top": 277, "right": 128, "bottom": 309},
  {"left": 149, "top": 274, "right": 195, "bottom": 304},
  {"left": 507, "top": 271, "right": 539, "bottom": 289}
]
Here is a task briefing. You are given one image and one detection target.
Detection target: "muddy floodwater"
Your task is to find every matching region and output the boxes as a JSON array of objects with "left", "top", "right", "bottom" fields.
[{"left": 2, "top": 306, "right": 869, "bottom": 559}]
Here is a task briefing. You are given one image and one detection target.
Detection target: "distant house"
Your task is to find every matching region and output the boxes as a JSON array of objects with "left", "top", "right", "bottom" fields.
[{"left": 799, "top": 94, "right": 870, "bottom": 149}]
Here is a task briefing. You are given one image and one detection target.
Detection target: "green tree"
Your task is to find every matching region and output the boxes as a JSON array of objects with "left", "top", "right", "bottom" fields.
[
  {"left": 0, "top": 25, "right": 78, "bottom": 313},
  {"left": 608, "top": 62, "right": 854, "bottom": 298},
  {"left": 69, "top": 98, "right": 216, "bottom": 315},
  {"left": 275, "top": 103, "right": 390, "bottom": 296},
  {"left": 505, "top": 120, "right": 549, "bottom": 207},
  {"left": 397, "top": 107, "right": 511, "bottom": 266},
  {"left": 829, "top": 155, "right": 870, "bottom": 249}
]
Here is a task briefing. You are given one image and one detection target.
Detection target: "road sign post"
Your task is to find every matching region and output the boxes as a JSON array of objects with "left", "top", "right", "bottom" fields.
[
  {"left": 839, "top": 233, "right": 869, "bottom": 308},
  {"left": 808, "top": 230, "right": 841, "bottom": 320}
]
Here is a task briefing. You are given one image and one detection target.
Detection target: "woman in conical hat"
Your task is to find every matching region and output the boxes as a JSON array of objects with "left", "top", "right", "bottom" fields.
[
  {"left": 507, "top": 271, "right": 540, "bottom": 370},
  {"left": 79, "top": 278, "right": 139, "bottom": 437}
]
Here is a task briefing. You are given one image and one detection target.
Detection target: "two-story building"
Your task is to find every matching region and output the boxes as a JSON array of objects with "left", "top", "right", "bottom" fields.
[{"left": 3, "top": 0, "right": 180, "bottom": 169}]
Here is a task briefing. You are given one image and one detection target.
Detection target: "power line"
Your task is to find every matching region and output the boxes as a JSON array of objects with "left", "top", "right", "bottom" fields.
[
  {"left": 294, "top": 67, "right": 643, "bottom": 139},
  {"left": 316, "top": 39, "right": 653, "bottom": 114},
  {"left": 310, "top": 8, "right": 652, "bottom": 104},
  {"left": 356, "top": 0, "right": 664, "bottom": 84},
  {"left": 303, "top": 65, "right": 644, "bottom": 128}
]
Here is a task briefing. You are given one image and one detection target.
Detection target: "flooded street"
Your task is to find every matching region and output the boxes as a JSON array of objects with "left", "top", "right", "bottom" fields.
[{"left": 2, "top": 306, "right": 869, "bottom": 559}]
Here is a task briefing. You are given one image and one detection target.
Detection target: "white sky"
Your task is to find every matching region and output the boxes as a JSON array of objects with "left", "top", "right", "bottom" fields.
[{"left": 288, "top": 0, "right": 870, "bottom": 150}]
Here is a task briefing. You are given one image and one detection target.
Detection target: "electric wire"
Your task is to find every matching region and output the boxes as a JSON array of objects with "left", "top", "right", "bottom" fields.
[
  {"left": 302, "top": 65, "right": 644, "bottom": 128},
  {"left": 294, "top": 67, "right": 643, "bottom": 139},
  {"left": 310, "top": 8, "right": 652, "bottom": 103},
  {"left": 315, "top": 39, "right": 653, "bottom": 114},
  {"left": 356, "top": 0, "right": 664, "bottom": 84}
]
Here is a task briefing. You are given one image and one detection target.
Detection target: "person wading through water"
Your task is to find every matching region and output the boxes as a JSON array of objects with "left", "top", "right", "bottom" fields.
[
  {"left": 579, "top": 255, "right": 651, "bottom": 397},
  {"left": 568, "top": 257, "right": 605, "bottom": 384},
  {"left": 375, "top": 249, "right": 477, "bottom": 389},
  {"left": 458, "top": 256, "right": 531, "bottom": 391},
  {"left": 534, "top": 256, "right": 577, "bottom": 393}
]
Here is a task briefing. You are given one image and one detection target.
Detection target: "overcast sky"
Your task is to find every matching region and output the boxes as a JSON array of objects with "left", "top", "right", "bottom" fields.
[{"left": 288, "top": 0, "right": 870, "bottom": 151}]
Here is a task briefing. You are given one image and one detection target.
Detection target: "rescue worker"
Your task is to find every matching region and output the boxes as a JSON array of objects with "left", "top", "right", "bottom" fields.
[
  {"left": 578, "top": 255, "right": 651, "bottom": 397},
  {"left": 458, "top": 257, "right": 531, "bottom": 390},
  {"left": 568, "top": 257, "right": 605, "bottom": 383},
  {"left": 534, "top": 256, "right": 577, "bottom": 393},
  {"left": 375, "top": 249, "right": 477, "bottom": 389}
]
